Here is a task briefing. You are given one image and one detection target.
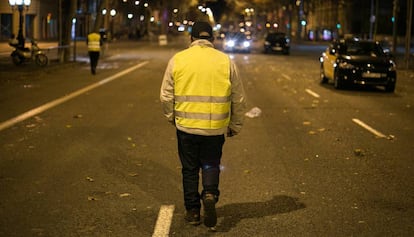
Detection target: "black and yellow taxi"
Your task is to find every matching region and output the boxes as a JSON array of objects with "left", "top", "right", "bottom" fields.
[{"left": 320, "top": 38, "right": 397, "bottom": 92}]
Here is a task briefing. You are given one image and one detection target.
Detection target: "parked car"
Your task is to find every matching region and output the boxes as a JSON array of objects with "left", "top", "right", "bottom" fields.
[
  {"left": 222, "top": 32, "right": 252, "bottom": 53},
  {"left": 263, "top": 32, "right": 290, "bottom": 55},
  {"left": 320, "top": 38, "right": 397, "bottom": 92}
]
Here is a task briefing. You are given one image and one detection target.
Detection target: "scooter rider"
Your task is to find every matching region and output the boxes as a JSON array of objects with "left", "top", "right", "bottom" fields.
[
  {"left": 9, "top": 37, "right": 48, "bottom": 66},
  {"left": 8, "top": 34, "right": 19, "bottom": 48}
]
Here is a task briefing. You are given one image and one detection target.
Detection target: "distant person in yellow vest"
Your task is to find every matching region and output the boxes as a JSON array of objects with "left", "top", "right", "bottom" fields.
[
  {"left": 160, "top": 21, "right": 246, "bottom": 229},
  {"left": 87, "top": 31, "right": 102, "bottom": 75}
]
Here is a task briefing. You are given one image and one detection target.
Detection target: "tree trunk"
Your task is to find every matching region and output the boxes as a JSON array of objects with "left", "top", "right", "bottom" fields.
[
  {"left": 94, "top": 0, "right": 108, "bottom": 32},
  {"left": 61, "top": 0, "right": 77, "bottom": 62}
]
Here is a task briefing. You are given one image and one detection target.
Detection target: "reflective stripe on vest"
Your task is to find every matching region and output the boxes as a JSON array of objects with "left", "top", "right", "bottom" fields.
[
  {"left": 173, "top": 45, "right": 231, "bottom": 129},
  {"left": 88, "top": 33, "right": 101, "bottom": 52}
]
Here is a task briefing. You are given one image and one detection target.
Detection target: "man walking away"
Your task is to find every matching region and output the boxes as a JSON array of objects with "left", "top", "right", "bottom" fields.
[
  {"left": 160, "top": 21, "right": 246, "bottom": 229},
  {"left": 87, "top": 31, "right": 102, "bottom": 75}
]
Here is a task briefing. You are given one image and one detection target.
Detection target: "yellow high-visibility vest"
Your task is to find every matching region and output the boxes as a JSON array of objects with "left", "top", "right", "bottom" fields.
[
  {"left": 173, "top": 45, "right": 231, "bottom": 129},
  {"left": 87, "top": 33, "right": 101, "bottom": 52}
]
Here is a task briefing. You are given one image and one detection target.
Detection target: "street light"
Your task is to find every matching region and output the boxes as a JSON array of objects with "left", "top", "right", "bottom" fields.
[
  {"left": 110, "top": 9, "right": 117, "bottom": 40},
  {"left": 9, "top": 0, "right": 31, "bottom": 48},
  {"left": 110, "top": 9, "right": 117, "bottom": 17}
]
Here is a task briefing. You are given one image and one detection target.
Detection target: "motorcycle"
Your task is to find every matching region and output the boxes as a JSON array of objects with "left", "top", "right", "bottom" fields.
[{"left": 10, "top": 40, "right": 48, "bottom": 66}]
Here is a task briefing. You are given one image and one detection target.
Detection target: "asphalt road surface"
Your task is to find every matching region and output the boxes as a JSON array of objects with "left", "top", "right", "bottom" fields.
[{"left": 0, "top": 36, "right": 413, "bottom": 236}]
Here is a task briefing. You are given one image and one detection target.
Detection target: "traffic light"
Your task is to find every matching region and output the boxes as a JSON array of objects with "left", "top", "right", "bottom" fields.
[
  {"left": 301, "top": 20, "right": 306, "bottom": 26},
  {"left": 336, "top": 23, "right": 341, "bottom": 29}
]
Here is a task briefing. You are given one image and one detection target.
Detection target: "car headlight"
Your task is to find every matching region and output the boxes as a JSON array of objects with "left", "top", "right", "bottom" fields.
[
  {"left": 389, "top": 60, "right": 397, "bottom": 71},
  {"left": 226, "top": 40, "right": 235, "bottom": 47},
  {"left": 243, "top": 41, "right": 251, "bottom": 48}
]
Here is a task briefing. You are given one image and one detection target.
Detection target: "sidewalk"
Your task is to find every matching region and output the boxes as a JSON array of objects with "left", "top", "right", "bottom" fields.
[
  {"left": 0, "top": 34, "right": 187, "bottom": 58},
  {"left": 0, "top": 41, "right": 60, "bottom": 55},
  {"left": 0, "top": 40, "right": 90, "bottom": 74},
  {"left": 0, "top": 36, "right": 187, "bottom": 74}
]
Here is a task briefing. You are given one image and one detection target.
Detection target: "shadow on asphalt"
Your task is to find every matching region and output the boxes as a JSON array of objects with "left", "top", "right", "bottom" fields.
[
  {"left": 129, "top": 195, "right": 305, "bottom": 236},
  {"left": 213, "top": 195, "right": 306, "bottom": 233},
  {"left": 319, "top": 82, "right": 403, "bottom": 97}
]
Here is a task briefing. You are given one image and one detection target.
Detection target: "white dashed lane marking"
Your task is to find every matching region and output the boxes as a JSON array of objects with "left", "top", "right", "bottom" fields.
[
  {"left": 352, "top": 118, "right": 388, "bottom": 138},
  {"left": 152, "top": 205, "right": 175, "bottom": 237},
  {"left": 301, "top": 89, "right": 390, "bottom": 139},
  {"left": 282, "top": 73, "right": 291, "bottom": 81},
  {"left": 305, "top": 89, "right": 320, "bottom": 98},
  {"left": 0, "top": 61, "right": 148, "bottom": 132}
]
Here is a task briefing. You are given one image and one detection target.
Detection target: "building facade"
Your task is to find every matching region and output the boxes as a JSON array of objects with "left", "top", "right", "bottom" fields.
[
  {"left": 1, "top": 0, "right": 406, "bottom": 43},
  {"left": 296, "top": 0, "right": 400, "bottom": 41},
  {"left": 0, "top": 0, "right": 60, "bottom": 41}
]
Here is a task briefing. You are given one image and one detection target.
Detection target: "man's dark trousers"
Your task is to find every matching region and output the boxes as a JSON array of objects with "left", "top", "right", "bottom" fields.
[
  {"left": 176, "top": 129, "right": 225, "bottom": 210},
  {"left": 88, "top": 51, "right": 100, "bottom": 74}
]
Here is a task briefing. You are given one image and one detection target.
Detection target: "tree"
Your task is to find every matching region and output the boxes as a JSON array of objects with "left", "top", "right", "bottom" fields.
[
  {"left": 157, "top": 0, "right": 200, "bottom": 34},
  {"left": 94, "top": 0, "right": 109, "bottom": 33},
  {"left": 60, "top": 0, "right": 77, "bottom": 62}
]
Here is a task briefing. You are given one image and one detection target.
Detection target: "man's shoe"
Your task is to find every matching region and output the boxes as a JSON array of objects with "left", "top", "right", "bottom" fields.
[
  {"left": 184, "top": 208, "right": 200, "bottom": 226},
  {"left": 203, "top": 194, "right": 217, "bottom": 227}
]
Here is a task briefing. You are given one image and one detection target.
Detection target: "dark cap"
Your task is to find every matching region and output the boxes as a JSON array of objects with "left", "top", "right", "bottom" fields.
[{"left": 191, "top": 21, "right": 213, "bottom": 39}]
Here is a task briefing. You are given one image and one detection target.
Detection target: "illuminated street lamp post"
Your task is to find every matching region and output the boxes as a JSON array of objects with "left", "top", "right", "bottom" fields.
[
  {"left": 9, "top": 0, "right": 31, "bottom": 48},
  {"left": 110, "top": 9, "right": 117, "bottom": 40}
]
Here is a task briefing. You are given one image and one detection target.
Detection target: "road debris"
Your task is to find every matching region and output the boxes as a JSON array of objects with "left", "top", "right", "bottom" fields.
[
  {"left": 119, "top": 193, "right": 131, "bottom": 198},
  {"left": 354, "top": 149, "right": 365, "bottom": 157},
  {"left": 73, "top": 114, "right": 83, "bottom": 119},
  {"left": 245, "top": 107, "right": 262, "bottom": 118},
  {"left": 87, "top": 196, "right": 99, "bottom": 201}
]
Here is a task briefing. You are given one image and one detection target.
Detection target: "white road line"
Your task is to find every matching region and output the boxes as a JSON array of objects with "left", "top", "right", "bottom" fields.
[
  {"left": 352, "top": 118, "right": 387, "bottom": 138},
  {"left": 0, "top": 61, "right": 149, "bottom": 132},
  {"left": 305, "top": 89, "right": 320, "bottom": 98},
  {"left": 152, "top": 205, "right": 175, "bottom": 237},
  {"left": 281, "top": 73, "right": 291, "bottom": 80}
]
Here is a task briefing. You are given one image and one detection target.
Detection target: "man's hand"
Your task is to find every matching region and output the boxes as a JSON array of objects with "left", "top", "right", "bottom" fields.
[{"left": 227, "top": 127, "right": 238, "bottom": 137}]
